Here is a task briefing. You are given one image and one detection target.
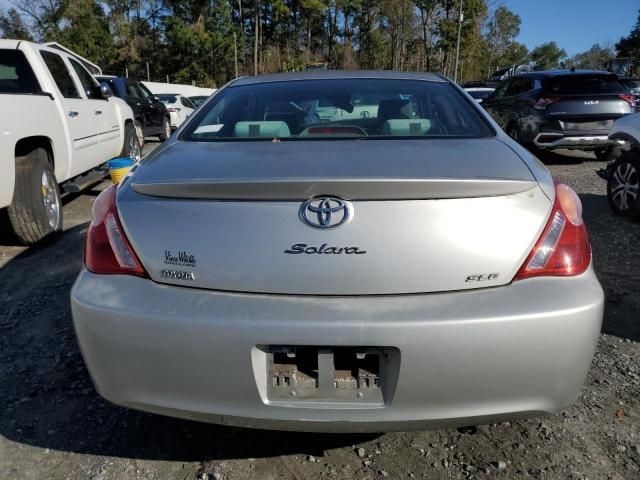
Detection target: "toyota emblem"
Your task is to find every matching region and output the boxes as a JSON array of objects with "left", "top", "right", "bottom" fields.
[{"left": 299, "top": 196, "right": 353, "bottom": 229}]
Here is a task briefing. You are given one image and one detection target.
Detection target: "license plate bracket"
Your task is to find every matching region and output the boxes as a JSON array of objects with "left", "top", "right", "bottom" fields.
[{"left": 260, "top": 346, "right": 400, "bottom": 405}]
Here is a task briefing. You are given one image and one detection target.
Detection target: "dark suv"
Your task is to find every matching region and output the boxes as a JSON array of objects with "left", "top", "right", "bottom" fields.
[
  {"left": 96, "top": 76, "right": 171, "bottom": 144},
  {"left": 483, "top": 70, "right": 637, "bottom": 161}
]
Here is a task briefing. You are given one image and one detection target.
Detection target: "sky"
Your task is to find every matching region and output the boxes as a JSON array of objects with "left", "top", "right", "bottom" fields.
[{"left": 503, "top": 0, "right": 639, "bottom": 56}]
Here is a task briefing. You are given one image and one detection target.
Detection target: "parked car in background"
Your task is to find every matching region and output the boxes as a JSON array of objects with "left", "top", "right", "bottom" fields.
[
  {"left": 620, "top": 77, "right": 640, "bottom": 96},
  {"left": 464, "top": 87, "right": 494, "bottom": 104},
  {"left": 189, "top": 95, "right": 209, "bottom": 107},
  {"left": 72, "top": 71, "right": 603, "bottom": 433},
  {"left": 597, "top": 112, "right": 640, "bottom": 218},
  {"left": 483, "top": 70, "right": 636, "bottom": 161},
  {"left": 157, "top": 93, "right": 196, "bottom": 129},
  {"left": 0, "top": 40, "right": 137, "bottom": 244},
  {"left": 96, "top": 75, "right": 171, "bottom": 144}
]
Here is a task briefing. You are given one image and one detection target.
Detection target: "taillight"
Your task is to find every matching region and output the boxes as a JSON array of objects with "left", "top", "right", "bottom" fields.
[
  {"left": 84, "top": 185, "right": 147, "bottom": 277},
  {"left": 532, "top": 97, "right": 562, "bottom": 110},
  {"left": 514, "top": 183, "right": 591, "bottom": 280},
  {"left": 619, "top": 94, "right": 636, "bottom": 107}
]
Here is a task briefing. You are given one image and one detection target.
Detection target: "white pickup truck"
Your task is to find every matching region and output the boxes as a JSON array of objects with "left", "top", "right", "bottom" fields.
[{"left": 0, "top": 40, "right": 139, "bottom": 244}]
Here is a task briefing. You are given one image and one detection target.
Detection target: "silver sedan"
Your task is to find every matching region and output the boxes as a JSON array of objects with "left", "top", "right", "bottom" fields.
[{"left": 71, "top": 71, "right": 603, "bottom": 432}]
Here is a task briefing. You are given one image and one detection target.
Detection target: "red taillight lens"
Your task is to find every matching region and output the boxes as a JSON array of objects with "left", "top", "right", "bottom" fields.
[
  {"left": 533, "top": 97, "right": 561, "bottom": 110},
  {"left": 84, "top": 185, "right": 147, "bottom": 277},
  {"left": 619, "top": 94, "right": 636, "bottom": 107},
  {"left": 514, "top": 183, "right": 591, "bottom": 280}
]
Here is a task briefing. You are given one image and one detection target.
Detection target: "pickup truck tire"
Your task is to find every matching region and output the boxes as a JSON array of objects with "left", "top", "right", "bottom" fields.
[
  {"left": 158, "top": 117, "right": 171, "bottom": 142},
  {"left": 7, "top": 148, "right": 62, "bottom": 245},
  {"left": 134, "top": 120, "right": 144, "bottom": 148},
  {"left": 120, "top": 123, "right": 141, "bottom": 162}
]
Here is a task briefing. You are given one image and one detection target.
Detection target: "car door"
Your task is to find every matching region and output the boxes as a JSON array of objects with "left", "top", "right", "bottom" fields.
[
  {"left": 39, "top": 50, "right": 102, "bottom": 177},
  {"left": 139, "top": 82, "right": 166, "bottom": 128},
  {"left": 125, "top": 80, "right": 157, "bottom": 134},
  {"left": 68, "top": 58, "right": 122, "bottom": 158},
  {"left": 483, "top": 80, "right": 511, "bottom": 127}
]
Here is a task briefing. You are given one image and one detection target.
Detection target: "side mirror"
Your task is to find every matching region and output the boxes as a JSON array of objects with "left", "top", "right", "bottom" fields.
[{"left": 99, "top": 82, "right": 113, "bottom": 98}]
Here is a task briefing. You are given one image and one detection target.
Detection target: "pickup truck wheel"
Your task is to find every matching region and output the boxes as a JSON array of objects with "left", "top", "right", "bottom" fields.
[
  {"left": 120, "top": 124, "right": 141, "bottom": 162},
  {"left": 158, "top": 117, "right": 171, "bottom": 142},
  {"left": 607, "top": 155, "right": 640, "bottom": 219},
  {"left": 7, "top": 148, "right": 62, "bottom": 244},
  {"left": 134, "top": 120, "right": 144, "bottom": 148}
]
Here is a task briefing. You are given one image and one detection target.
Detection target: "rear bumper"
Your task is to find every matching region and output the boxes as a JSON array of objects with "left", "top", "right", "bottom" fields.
[
  {"left": 534, "top": 132, "right": 626, "bottom": 150},
  {"left": 71, "top": 268, "right": 604, "bottom": 432}
]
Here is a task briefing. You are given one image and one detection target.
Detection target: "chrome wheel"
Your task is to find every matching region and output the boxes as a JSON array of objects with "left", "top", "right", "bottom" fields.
[
  {"left": 164, "top": 120, "right": 171, "bottom": 138},
  {"left": 128, "top": 132, "right": 141, "bottom": 162},
  {"left": 611, "top": 161, "right": 639, "bottom": 211},
  {"left": 41, "top": 169, "right": 60, "bottom": 229}
]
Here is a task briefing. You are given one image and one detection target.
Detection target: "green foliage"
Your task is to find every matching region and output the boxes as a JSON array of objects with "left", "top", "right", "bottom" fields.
[
  {"left": 569, "top": 44, "right": 614, "bottom": 70},
  {"left": 529, "top": 41, "right": 567, "bottom": 70},
  {"left": 5, "top": 1, "right": 638, "bottom": 87},
  {"left": 0, "top": 8, "right": 33, "bottom": 40},
  {"left": 616, "top": 9, "right": 640, "bottom": 58}
]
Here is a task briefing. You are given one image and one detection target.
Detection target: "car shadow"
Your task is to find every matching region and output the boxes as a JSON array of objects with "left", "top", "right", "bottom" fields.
[
  {"left": 580, "top": 193, "right": 640, "bottom": 342},
  {"left": 533, "top": 148, "right": 594, "bottom": 165},
  {"left": 0, "top": 222, "right": 377, "bottom": 462}
]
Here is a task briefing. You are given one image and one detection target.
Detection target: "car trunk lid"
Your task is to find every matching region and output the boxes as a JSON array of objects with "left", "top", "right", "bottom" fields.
[{"left": 117, "top": 139, "right": 551, "bottom": 295}]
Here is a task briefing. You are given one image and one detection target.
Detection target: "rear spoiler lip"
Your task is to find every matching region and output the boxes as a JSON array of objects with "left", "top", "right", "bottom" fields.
[{"left": 131, "top": 177, "right": 538, "bottom": 201}]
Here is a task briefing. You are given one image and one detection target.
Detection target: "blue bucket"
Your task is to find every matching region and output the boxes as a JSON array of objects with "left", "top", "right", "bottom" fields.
[
  {"left": 108, "top": 157, "right": 135, "bottom": 184},
  {"left": 108, "top": 157, "right": 135, "bottom": 169}
]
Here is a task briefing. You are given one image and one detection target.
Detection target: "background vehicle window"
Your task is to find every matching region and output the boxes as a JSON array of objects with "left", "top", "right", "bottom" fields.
[
  {"left": 490, "top": 81, "right": 510, "bottom": 99},
  {"left": 125, "top": 81, "right": 142, "bottom": 98},
  {"left": 138, "top": 83, "right": 154, "bottom": 99},
  {"left": 505, "top": 78, "right": 531, "bottom": 97},
  {"left": 40, "top": 51, "right": 80, "bottom": 99},
  {"left": 183, "top": 79, "right": 493, "bottom": 141},
  {"left": 181, "top": 96, "right": 196, "bottom": 109},
  {"left": 0, "top": 49, "right": 41, "bottom": 93},
  {"left": 69, "top": 59, "right": 101, "bottom": 99}
]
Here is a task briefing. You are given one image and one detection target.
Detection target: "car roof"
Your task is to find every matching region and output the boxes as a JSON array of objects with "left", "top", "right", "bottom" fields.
[
  {"left": 517, "top": 69, "right": 617, "bottom": 80},
  {"left": 230, "top": 70, "right": 447, "bottom": 86}
]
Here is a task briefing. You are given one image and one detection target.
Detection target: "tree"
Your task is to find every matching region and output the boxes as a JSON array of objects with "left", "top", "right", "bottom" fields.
[
  {"left": 529, "top": 41, "right": 567, "bottom": 70},
  {"left": 570, "top": 43, "right": 614, "bottom": 70},
  {"left": 0, "top": 8, "right": 33, "bottom": 40},
  {"left": 484, "top": 5, "right": 522, "bottom": 76},
  {"left": 616, "top": 9, "right": 640, "bottom": 58}
]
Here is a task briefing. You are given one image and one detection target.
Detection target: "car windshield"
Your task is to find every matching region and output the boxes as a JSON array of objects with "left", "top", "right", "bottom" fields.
[
  {"left": 544, "top": 75, "right": 625, "bottom": 95},
  {"left": 182, "top": 78, "right": 493, "bottom": 141}
]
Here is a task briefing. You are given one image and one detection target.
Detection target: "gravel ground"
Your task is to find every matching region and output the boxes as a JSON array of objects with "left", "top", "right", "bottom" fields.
[{"left": 0, "top": 143, "right": 638, "bottom": 480}]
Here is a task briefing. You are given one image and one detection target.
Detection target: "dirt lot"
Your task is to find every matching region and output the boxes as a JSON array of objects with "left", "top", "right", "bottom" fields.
[{"left": 0, "top": 143, "right": 638, "bottom": 480}]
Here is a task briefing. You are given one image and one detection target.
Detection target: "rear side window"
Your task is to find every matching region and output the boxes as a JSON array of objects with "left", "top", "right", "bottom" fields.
[
  {"left": 545, "top": 75, "right": 625, "bottom": 95},
  {"left": 69, "top": 58, "right": 101, "bottom": 99},
  {"left": 181, "top": 96, "right": 195, "bottom": 108},
  {"left": 0, "top": 49, "right": 41, "bottom": 94},
  {"left": 40, "top": 51, "right": 80, "bottom": 98},
  {"left": 183, "top": 79, "right": 493, "bottom": 141}
]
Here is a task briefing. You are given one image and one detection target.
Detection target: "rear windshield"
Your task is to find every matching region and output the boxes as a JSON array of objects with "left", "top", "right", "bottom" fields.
[
  {"left": 544, "top": 75, "right": 625, "bottom": 95},
  {"left": 0, "top": 49, "right": 41, "bottom": 94},
  {"left": 158, "top": 94, "right": 177, "bottom": 103},
  {"left": 182, "top": 79, "right": 493, "bottom": 141},
  {"left": 468, "top": 90, "right": 493, "bottom": 100}
]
